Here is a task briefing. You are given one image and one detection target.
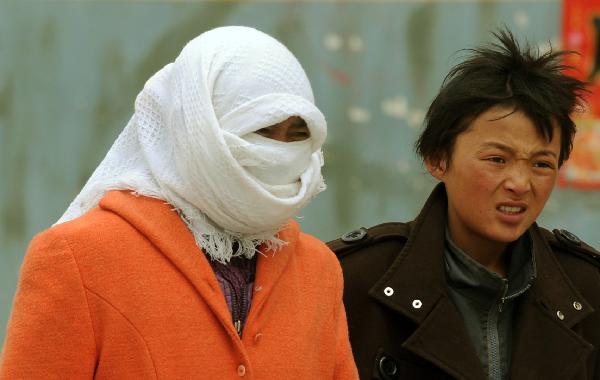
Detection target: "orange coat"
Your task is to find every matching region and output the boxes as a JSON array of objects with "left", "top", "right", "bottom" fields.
[{"left": 0, "top": 191, "right": 358, "bottom": 380}]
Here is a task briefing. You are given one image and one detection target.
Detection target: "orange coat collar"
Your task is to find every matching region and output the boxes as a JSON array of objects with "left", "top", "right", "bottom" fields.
[{"left": 98, "top": 190, "right": 299, "bottom": 336}]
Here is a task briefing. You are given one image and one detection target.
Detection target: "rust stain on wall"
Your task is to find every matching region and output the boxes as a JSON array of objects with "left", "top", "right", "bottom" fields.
[
  {"left": 407, "top": 3, "right": 438, "bottom": 106},
  {"left": 0, "top": 79, "right": 13, "bottom": 118},
  {"left": 41, "top": 18, "right": 57, "bottom": 52},
  {"left": 478, "top": 3, "right": 498, "bottom": 38},
  {"left": 1, "top": 79, "right": 26, "bottom": 240}
]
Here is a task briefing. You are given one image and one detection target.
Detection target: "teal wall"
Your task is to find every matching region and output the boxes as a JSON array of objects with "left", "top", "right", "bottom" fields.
[{"left": 2, "top": 0, "right": 597, "bottom": 349}]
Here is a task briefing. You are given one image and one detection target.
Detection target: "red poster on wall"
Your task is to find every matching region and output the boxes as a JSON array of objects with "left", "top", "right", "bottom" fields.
[{"left": 560, "top": 0, "right": 600, "bottom": 189}]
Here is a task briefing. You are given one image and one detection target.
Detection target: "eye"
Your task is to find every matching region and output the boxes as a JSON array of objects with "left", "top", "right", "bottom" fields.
[
  {"left": 283, "top": 124, "right": 310, "bottom": 142},
  {"left": 486, "top": 156, "right": 506, "bottom": 164},
  {"left": 533, "top": 161, "right": 555, "bottom": 169},
  {"left": 289, "top": 130, "right": 310, "bottom": 141},
  {"left": 255, "top": 127, "right": 274, "bottom": 137}
]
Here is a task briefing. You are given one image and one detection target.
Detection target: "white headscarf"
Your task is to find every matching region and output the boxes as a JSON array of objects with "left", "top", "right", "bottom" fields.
[{"left": 57, "top": 26, "right": 327, "bottom": 262}]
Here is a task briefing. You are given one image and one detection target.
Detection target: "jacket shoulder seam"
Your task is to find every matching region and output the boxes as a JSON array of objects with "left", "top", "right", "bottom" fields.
[
  {"left": 541, "top": 228, "right": 600, "bottom": 270},
  {"left": 84, "top": 287, "right": 159, "bottom": 379},
  {"left": 59, "top": 236, "right": 99, "bottom": 361},
  {"left": 328, "top": 222, "right": 411, "bottom": 258}
]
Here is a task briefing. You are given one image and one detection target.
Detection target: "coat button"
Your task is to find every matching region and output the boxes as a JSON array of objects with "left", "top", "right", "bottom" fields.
[
  {"left": 412, "top": 299, "right": 423, "bottom": 309},
  {"left": 254, "top": 333, "right": 263, "bottom": 344},
  {"left": 384, "top": 287, "right": 394, "bottom": 296},
  {"left": 378, "top": 355, "right": 398, "bottom": 378},
  {"left": 237, "top": 364, "right": 246, "bottom": 376},
  {"left": 573, "top": 301, "right": 583, "bottom": 311},
  {"left": 557, "top": 310, "right": 565, "bottom": 320},
  {"left": 254, "top": 285, "right": 262, "bottom": 292},
  {"left": 341, "top": 227, "right": 368, "bottom": 243},
  {"left": 554, "top": 229, "right": 582, "bottom": 246}
]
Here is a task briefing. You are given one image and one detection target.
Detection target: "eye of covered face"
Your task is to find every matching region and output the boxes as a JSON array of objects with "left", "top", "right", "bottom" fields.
[{"left": 255, "top": 116, "right": 310, "bottom": 142}]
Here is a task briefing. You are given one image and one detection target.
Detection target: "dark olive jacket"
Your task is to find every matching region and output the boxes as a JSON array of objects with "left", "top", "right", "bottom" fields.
[{"left": 329, "top": 185, "right": 600, "bottom": 380}]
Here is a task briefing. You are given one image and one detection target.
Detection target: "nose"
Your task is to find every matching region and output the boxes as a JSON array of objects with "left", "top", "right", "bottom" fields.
[
  {"left": 269, "top": 126, "right": 290, "bottom": 142},
  {"left": 503, "top": 162, "right": 532, "bottom": 196}
]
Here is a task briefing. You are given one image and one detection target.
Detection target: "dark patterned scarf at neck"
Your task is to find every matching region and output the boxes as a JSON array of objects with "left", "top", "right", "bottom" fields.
[{"left": 209, "top": 255, "right": 257, "bottom": 336}]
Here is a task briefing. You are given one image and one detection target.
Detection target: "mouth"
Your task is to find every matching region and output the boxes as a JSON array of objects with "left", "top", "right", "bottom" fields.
[{"left": 497, "top": 204, "right": 527, "bottom": 215}]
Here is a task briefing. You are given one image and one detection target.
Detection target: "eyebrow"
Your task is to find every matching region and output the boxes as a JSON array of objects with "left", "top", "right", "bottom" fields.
[{"left": 480, "top": 142, "right": 558, "bottom": 159}]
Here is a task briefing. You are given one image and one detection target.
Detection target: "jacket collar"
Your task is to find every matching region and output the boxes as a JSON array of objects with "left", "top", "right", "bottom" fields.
[
  {"left": 99, "top": 190, "right": 296, "bottom": 336},
  {"left": 510, "top": 225, "right": 595, "bottom": 379},
  {"left": 369, "top": 183, "right": 449, "bottom": 325},
  {"left": 527, "top": 225, "right": 594, "bottom": 327},
  {"left": 444, "top": 229, "right": 535, "bottom": 308},
  {"left": 369, "top": 183, "right": 594, "bottom": 380}
]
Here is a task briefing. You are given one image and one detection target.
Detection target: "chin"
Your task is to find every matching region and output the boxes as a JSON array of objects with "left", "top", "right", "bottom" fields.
[{"left": 486, "top": 227, "right": 527, "bottom": 244}]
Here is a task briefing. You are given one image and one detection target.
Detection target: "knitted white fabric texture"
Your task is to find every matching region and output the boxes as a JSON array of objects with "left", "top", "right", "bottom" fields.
[{"left": 56, "top": 26, "right": 327, "bottom": 263}]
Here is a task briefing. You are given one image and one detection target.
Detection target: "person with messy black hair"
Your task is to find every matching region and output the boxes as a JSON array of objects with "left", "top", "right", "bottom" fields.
[{"left": 330, "top": 29, "right": 600, "bottom": 379}]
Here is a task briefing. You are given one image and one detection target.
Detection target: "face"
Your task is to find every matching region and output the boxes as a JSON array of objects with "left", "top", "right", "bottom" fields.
[
  {"left": 428, "top": 105, "right": 561, "bottom": 256},
  {"left": 256, "top": 116, "right": 310, "bottom": 142}
]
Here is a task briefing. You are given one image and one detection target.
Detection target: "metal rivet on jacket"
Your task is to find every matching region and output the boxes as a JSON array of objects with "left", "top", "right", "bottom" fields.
[{"left": 378, "top": 355, "right": 399, "bottom": 380}]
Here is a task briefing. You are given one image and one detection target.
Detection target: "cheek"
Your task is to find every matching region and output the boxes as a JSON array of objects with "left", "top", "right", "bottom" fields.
[
  {"left": 446, "top": 168, "right": 498, "bottom": 209},
  {"left": 533, "top": 175, "right": 557, "bottom": 201},
  {"left": 462, "top": 165, "right": 501, "bottom": 191},
  {"left": 472, "top": 171, "right": 497, "bottom": 188}
]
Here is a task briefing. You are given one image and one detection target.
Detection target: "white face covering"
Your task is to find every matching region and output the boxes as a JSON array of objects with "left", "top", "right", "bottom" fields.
[
  {"left": 238, "top": 133, "right": 312, "bottom": 184},
  {"left": 56, "top": 26, "right": 327, "bottom": 263},
  {"left": 226, "top": 132, "right": 313, "bottom": 198}
]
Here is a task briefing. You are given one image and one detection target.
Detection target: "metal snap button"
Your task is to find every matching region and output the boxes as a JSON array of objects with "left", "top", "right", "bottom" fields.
[
  {"left": 341, "top": 227, "right": 368, "bottom": 243},
  {"left": 254, "top": 285, "right": 262, "bottom": 292},
  {"left": 383, "top": 287, "right": 394, "bottom": 296},
  {"left": 378, "top": 355, "right": 398, "bottom": 378},
  {"left": 558, "top": 229, "right": 582, "bottom": 246},
  {"left": 237, "top": 364, "right": 246, "bottom": 377},
  {"left": 557, "top": 310, "right": 565, "bottom": 320},
  {"left": 254, "top": 333, "right": 263, "bottom": 344},
  {"left": 412, "top": 299, "right": 423, "bottom": 309},
  {"left": 573, "top": 301, "right": 583, "bottom": 311}
]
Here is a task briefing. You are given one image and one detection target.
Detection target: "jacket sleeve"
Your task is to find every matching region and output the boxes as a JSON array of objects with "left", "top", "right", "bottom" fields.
[
  {"left": 0, "top": 231, "right": 97, "bottom": 380},
  {"left": 332, "top": 263, "right": 359, "bottom": 380}
]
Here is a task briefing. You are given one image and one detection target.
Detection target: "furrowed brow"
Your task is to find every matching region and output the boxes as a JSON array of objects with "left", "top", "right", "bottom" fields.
[
  {"left": 480, "top": 142, "right": 558, "bottom": 160},
  {"left": 480, "top": 142, "right": 515, "bottom": 153},
  {"left": 532, "top": 149, "right": 558, "bottom": 159}
]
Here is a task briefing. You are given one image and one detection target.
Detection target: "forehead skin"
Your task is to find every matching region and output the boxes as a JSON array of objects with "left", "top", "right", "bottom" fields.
[{"left": 449, "top": 107, "right": 561, "bottom": 166}]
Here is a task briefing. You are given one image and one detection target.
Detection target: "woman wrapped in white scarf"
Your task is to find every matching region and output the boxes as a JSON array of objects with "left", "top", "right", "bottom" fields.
[{"left": 0, "top": 26, "right": 359, "bottom": 379}]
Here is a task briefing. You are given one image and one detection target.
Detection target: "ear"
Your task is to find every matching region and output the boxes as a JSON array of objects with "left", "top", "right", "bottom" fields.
[{"left": 425, "top": 158, "right": 447, "bottom": 181}]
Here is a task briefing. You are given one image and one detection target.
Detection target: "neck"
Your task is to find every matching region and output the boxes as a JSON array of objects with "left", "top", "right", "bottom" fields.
[{"left": 448, "top": 227, "right": 509, "bottom": 277}]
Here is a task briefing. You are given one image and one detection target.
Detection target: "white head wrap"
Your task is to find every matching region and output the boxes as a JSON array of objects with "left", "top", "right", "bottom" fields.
[{"left": 57, "top": 26, "right": 327, "bottom": 262}]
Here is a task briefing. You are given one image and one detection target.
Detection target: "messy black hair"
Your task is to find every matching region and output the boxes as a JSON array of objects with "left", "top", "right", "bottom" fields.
[{"left": 415, "top": 28, "right": 589, "bottom": 168}]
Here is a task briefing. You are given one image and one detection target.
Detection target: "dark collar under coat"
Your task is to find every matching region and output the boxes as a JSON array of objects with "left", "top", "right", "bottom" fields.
[
  {"left": 368, "top": 184, "right": 595, "bottom": 380},
  {"left": 444, "top": 228, "right": 536, "bottom": 308}
]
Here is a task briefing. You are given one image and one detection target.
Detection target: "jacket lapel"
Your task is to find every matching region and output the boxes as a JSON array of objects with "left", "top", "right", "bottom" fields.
[
  {"left": 369, "top": 184, "right": 486, "bottom": 380},
  {"left": 245, "top": 221, "right": 295, "bottom": 322},
  {"left": 99, "top": 191, "right": 236, "bottom": 334},
  {"left": 403, "top": 297, "right": 487, "bottom": 380},
  {"left": 510, "top": 225, "right": 595, "bottom": 379}
]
